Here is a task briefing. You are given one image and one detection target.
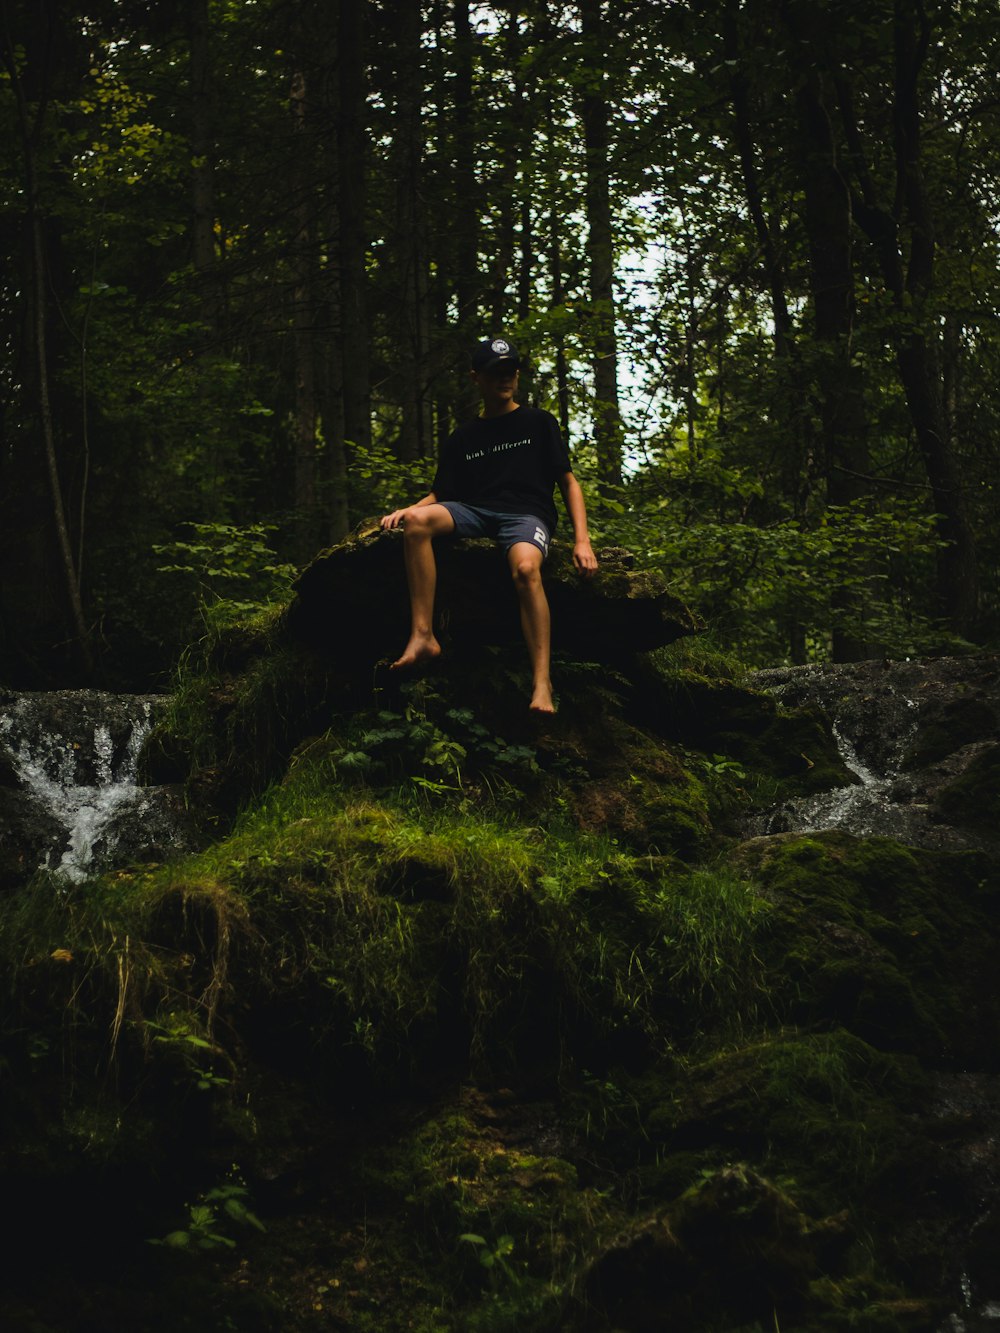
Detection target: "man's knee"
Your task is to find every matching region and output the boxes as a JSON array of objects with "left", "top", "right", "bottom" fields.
[
  {"left": 511, "top": 552, "right": 543, "bottom": 586},
  {"left": 402, "top": 506, "right": 441, "bottom": 537}
]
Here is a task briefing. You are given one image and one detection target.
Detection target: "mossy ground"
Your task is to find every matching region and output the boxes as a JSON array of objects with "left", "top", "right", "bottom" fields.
[{"left": 2, "top": 631, "right": 998, "bottom": 1330}]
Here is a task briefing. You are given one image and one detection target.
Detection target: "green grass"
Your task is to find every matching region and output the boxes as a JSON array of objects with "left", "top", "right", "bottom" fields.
[{"left": 0, "top": 745, "right": 779, "bottom": 1123}]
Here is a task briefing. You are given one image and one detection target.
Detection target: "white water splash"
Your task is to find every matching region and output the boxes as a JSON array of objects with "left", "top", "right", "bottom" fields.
[
  {"left": 941, "top": 1272, "right": 1000, "bottom": 1331},
  {"left": 745, "top": 685, "right": 928, "bottom": 842},
  {"left": 0, "top": 696, "right": 157, "bottom": 883},
  {"left": 778, "top": 721, "right": 908, "bottom": 838}
]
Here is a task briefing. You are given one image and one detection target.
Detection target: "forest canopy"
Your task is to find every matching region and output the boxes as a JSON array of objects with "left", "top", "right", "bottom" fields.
[{"left": 1, "top": 0, "right": 998, "bottom": 686}]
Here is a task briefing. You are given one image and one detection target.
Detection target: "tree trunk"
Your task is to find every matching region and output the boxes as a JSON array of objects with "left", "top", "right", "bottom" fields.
[
  {"left": 580, "top": 0, "right": 624, "bottom": 494},
  {"left": 337, "top": 0, "right": 370, "bottom": 458},
  {"left": 724, "top": 1, "right": 792, "bottom": 360},
  {"left": 289, "top": 64, "right": 320, "bottom": 557},
  {"left": 724, "top": 0, "right": 809, "bottom": 661},
  {"left": 542, "top": 81, "right": 572, "bottom": 440},
  {"left": 485, "top": 9, "right": 526, "bottom": 332},
  {"left": 2, "top": 24, "right": 93, "bottom": 676},
  {"left": 188, "top": 0, "right": 219, "bottom": 327},
  {"left": 451, "top": 0, "right": 479, "bottom": 339},
  {"left": 391, "top": 0, "right": 432, "bottom": 461},
  {"left": 793, "top": 65, "right": 872, "bottom": 661},
  {"left": 834, "top": 3, "right": 978, "bottom": 633}
]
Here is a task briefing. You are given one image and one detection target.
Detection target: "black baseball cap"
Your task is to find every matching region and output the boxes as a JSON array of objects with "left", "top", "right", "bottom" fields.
[{"left": 471, "top": 337, "right": 522, "bottom": 372}]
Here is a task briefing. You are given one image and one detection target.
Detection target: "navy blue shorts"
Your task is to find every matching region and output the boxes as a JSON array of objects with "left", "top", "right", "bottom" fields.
[{"left": 439, "top": 502, "right": 551, "bottom": 557}]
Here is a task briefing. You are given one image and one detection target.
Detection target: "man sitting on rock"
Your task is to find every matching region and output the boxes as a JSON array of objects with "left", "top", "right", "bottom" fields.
[{"left": 380, "top": 337, "right": 599, "bottom": 714}]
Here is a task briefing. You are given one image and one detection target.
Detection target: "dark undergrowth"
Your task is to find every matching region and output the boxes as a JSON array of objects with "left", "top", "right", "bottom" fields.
[{"left": 1, "top": 636, "right": 996, "bottom": 1331}]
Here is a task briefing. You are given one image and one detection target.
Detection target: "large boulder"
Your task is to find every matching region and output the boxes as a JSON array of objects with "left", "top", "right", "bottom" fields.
[{"left": 286, "top": 519, "right": 701, "bottom": 665}]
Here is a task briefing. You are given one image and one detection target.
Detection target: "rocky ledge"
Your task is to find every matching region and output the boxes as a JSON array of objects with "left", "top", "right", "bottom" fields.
[
  {"left": 286, "top": 519, "right": 702, "bottom": 664},
  {"left": 747, "top": 653, "right": 1000, "bottom": 852}
]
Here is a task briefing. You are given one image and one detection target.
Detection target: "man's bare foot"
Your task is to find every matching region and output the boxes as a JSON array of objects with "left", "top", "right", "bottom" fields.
[
  {"left": 529, "top": 681, "right": 556, "bottom": 714},
  {"left": 390, "top": 635, "right": 442, "bottom": 672}
]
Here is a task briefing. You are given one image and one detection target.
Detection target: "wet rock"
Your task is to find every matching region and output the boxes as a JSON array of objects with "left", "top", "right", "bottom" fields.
[
  {"left": 933, "top": 743, "right": 1000, "bottom": 836},
  {"left": 750, "top": 653, "right": 1000, "bottom": 776},
  {"left": 0, "top": 788, "right": 65, "bottom": 890},
  {"left": 747, "top": 654, "right": 1000, "bottom": 849},
  {"left": 0, "top": 692, "right": 203, "bottom": 885},
  {"left": 287, "top": 520, "right": 701, "bottom": 665},
  {"left": 904, "top": 696, "right": 998, "bottom": 769},
  {"left": 584, "top": 1164, "right": 833, "bottom": 1330},
  {"left": 732, "top": 831, "right": 1000, "bottom": 1059},
  {"left": 628, "top": 662, "right": 856, "bottom": 794},
  {"left": 905, "top": 1072, "right": 1000, "bottom": 1319},
  {"left": 0, "top": 742, "right": 19, "bottom": 788}
]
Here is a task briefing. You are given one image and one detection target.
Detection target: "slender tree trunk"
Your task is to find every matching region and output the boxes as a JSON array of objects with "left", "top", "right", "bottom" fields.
[
  {"left": 323, "top": 255, "right": 350, "bottom": 543},
  {"left": 890, "top": 2, "right": 981, "bottom": 631},
  {"left": 485, "top": 9, "right": 526, "bottom": 331},
  {"left": 29, "top": 213, "right": 94, "bottom": 673},
  {"left": 2, "top": 23, "right": 93, "bottom": 675},
  {"left": 552, "top": 270, "right": 571, "bottom": 440},
  {"left": 541, "top": 81, "right": 571, "bottom": 440},
  {"left": 338, "top": 0, "right": 371, "bottom": 466},
  {"left": 942, "top": 313, "right": 960, "bottom": 456},
  {"left": 391, "top": 0, "right": 432, "bottom": 460},
  {"left": 312, "top": 0, "right": 365, "bottom": 543},
  {"left": 724, "top": 2, "right": 792, "bottom": 360},
  {"left": 319, "top": 179, "right": 350, "bottom": 544},
  {"left": 188, "top": 0, "right": 219, "bottom": 328},
  {"left": 549, "top": 223, "right": 571, "bottom": 439},
  {"left": 725, "top": 0, "right": 808, "bottom": 661},
  {"left": 678, "top": 203, "right": 699, "bottom": 466},
  {"left": 837, "top": 1, "right": 977, "bottom": 633},
  {"left": 580, "top": 0, "right": 624, "bottom": 493},
  {"left": 793, "top": 64, "right": 872, "bottom": 660},
  {"left": 452, "top": 0, "right": 479, "bottom": 338},
  {"left": 290, "top": 65, "right": 319, "bottom": 557},
  {"left": 517, "top": 197, "right": 533, "bottom": 324}
]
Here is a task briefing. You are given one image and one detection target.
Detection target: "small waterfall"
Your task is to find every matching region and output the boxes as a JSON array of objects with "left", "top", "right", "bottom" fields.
[
  {"left": 748, "top": 710, "right": 923, "bottom": 842},
  {"left": 744, "top": 656, "right": 998, "bottom": 850},
  {"left": 0, "top": 691, "right": 197, "bottom": 886},
  {"left": 943, "top": 1277, "right": 1000, "bottom": 1331}
]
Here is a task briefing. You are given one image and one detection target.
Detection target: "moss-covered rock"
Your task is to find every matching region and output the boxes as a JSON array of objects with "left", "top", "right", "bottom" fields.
[
  {"left": 580, "top": 1162, "right": 923, "bottom": 1332},
  {"left": 6, "top": 605, "right": 1000, "bottom": 1331},
  {"left": 288, "top": 523, "right": 701, "bottom": 665},
  {"left": 630, "top": 654, "right": 857, "bottom": 797},
  {"left": 734, "top": 832, "right": 1000, "bottom": 1058},
  {"left": 932, "top": 743, "right": 1000, "bottom": 835},
  {"left": 903, "top": 697, "right": 998, "bottom": 770}
]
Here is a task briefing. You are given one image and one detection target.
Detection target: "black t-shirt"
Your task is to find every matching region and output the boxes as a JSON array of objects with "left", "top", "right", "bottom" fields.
[{"left": 431, "top": 406, "right": 572, "bottom": 532}]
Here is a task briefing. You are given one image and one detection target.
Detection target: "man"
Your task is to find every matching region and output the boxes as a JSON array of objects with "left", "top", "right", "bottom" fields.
[{"left": 381, "top": 337, "right": 598, "bottom": 713}]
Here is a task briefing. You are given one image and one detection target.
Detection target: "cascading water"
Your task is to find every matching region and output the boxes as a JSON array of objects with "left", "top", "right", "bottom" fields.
[
  {"left": 0, "top": 691, "right": 197, "bottom": 885},
  {"left": 746, "top": 682, "right": 925, "bottom": 842},
  {"left": 745, "top": 655, "right": 1000, "bottom": 1330},
  {"left": 744, "top": 657, "right": 998, "bottom": 851}
]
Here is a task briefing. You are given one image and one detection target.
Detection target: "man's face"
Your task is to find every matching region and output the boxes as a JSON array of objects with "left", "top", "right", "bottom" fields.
[{"left": 472, "top": 362, "right": 519, "bottom": 404}]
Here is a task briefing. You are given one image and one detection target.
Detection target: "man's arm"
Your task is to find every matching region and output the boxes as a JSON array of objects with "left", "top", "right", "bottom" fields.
[
  {"left": 380, "top": 492, "right": 438, "bottom": 529},
  {"left": 557, "top": 472, "right": 598, "bottom": 576}
]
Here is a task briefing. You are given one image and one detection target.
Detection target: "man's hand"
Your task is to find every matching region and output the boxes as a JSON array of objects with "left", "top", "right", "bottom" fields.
[
  {"left": 382, "top": 493, "right": 438, "bottom": 530},
  {"left": 573, "top": 540, "right": 598, "bottom": 577}
]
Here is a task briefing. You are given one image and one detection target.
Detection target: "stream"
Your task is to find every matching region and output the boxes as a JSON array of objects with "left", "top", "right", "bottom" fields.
[
  {"left": 749, "top": 656, "right": 1000, "bottom": 1329},
  {"left": 745, "top": 657, "right": 998, "bottom": 852},
  {"left": 2, "top": 663, "right": 998, "bottom": 1327},
  {"left": 0, "top": 690, "right": 198, "bottom": 886}
]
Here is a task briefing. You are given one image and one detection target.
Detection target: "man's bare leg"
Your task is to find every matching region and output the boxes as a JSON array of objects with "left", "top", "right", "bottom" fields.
[
  {"left": 508, "top": 541, "right": 554, "bottom": 712},
  {"left": 391, "top": 505, "right": 456, "bottom": 670}
]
